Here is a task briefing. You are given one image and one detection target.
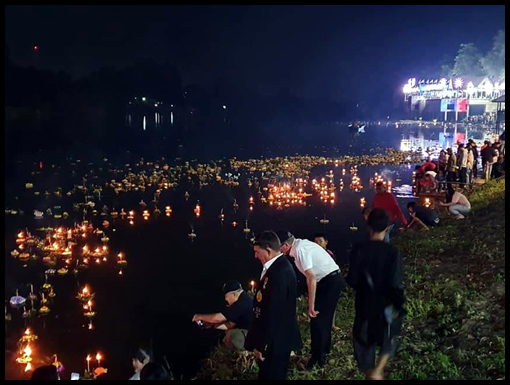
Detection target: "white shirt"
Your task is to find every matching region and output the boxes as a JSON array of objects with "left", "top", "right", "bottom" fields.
[
  {"left": 261, "top": 254, "right": 282, "bottom": 280},
  {"left": 130, "top": 372, "right": 140, "bottom": 380},
  {"left": 452, "top": 192, "right": 471, "bottom": 209},
  {"left": 290, "top": 239, "right": 339, "bottom": 282},
  {"left": 460, "top": 148, "right": 468, "bottom": 168}
]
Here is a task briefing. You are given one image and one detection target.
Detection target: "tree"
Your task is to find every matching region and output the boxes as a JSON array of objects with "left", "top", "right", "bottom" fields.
[
  {"left": 437, "top": 54, "right": 454, "bottom": 78},
  {"left": 481, "top": 30, "right": 505, "bottom": 80},
  {"left": 452, "top": 43, "right": 484, "bottom": 77}
]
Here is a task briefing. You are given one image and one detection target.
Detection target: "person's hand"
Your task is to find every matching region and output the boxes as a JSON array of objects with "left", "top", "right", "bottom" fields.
[
  {"left": 192, "top": 315, "right": 202, "bottom": 323},
  {"left": 439, "top": 202, "right": 446, "bottom": 206},
  {"left": 309, "top": 307, "right": 320, "bottom": 318},
  {"left": 253, "top": 349, "right": 265, "bottom": 362}
]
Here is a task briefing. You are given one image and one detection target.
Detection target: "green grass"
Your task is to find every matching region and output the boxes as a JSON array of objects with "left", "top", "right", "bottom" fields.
[{"left": 196, "top": 179, "right": 506, "bottom": 380}]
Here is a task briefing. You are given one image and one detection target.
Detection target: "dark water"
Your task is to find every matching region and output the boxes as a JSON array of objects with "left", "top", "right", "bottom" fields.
[{"left": 5, "top": 125, "right": 420, "bottom": 380}]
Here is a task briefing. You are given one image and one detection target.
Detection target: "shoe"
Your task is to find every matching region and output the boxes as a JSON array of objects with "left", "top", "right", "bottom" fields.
[
  {"left": 305, "top": 359, "right": 316, "bottom": 371},
  {"left": 305, "top": 357, "right": 326, "bottom": 370}
]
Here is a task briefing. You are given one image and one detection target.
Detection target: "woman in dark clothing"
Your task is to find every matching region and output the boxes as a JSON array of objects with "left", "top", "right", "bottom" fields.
[{"left": 347, "top": 209, "right": 405, "bottom": 380}]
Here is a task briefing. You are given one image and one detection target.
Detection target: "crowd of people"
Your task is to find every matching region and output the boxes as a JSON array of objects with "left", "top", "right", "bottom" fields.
[
  {"left": 416, "top": 139, "right": 505, "bottom": 195},
  {"left": 26, "top": 141, "right": 502, "bottom": 381},
  {"left": 193, "top": 217, "right": 403, "bottom": 381},
  {"left": 190, "top": 185, "right": 444, "bottom": 381},
  {"left": 188, "top": 169, "right": 497, "bottom": 381}
]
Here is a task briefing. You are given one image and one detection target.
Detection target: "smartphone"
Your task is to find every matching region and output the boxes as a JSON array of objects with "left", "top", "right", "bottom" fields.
[{"left": 71, "top": 373, "right": 80, "bottom": 380}]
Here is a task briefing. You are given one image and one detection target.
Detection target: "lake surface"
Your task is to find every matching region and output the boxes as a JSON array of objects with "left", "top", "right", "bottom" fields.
[{"left": 4, "top": 123, "right": 464, "bottom": 379}]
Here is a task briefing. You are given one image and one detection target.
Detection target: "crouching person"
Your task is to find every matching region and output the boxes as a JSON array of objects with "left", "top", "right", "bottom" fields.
[{"left": 193, "top": 280, "right": 253, "bottom": 352}]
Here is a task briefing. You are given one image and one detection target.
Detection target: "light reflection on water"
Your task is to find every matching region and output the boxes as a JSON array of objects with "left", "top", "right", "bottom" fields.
[{"left": 393, "top": 184, "right": 415, "bottom": 199}]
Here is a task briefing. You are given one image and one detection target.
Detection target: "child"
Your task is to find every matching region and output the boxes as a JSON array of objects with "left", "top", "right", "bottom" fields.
[{"left": 435, "top": 169, "right": 446, "bottom": 192}]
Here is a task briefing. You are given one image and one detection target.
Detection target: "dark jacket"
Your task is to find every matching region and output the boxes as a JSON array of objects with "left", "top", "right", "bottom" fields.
[
  {"left": 481, "top": 146, "right": 498, "bottom": 164},
  {"left": 245, "top": 256, "right": 303, "bottom": 355},
  {"left": 347, "top": 241, "right": 405, "bottom": 346},
  {"left": 471, "top": 146, "right": 479, "bottom": 161}
]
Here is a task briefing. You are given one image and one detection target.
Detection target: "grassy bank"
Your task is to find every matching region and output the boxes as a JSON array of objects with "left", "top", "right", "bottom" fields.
[{"left": 196, "top": 179, "right": 506, "bottom": 381}]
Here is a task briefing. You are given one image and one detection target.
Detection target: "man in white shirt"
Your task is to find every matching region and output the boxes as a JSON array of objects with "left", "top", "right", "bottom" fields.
[{"left": 277, "top": 230, "right": 343, "bottom": 369}]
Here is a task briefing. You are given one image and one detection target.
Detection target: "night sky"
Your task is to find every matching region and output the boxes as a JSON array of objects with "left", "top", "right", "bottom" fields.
[{"left": 5, "top": 5, "right": 506, "bottom": 102}]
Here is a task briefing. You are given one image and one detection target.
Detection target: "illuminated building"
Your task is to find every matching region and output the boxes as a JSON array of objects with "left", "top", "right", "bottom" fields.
[{"left": 403, "top": 77, "right": 505, "bottom": 121}]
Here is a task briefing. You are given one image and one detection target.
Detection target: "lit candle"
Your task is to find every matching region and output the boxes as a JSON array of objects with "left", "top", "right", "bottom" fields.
[
  {"left": 86, "top": 355, "right": 91, "bottom": 373},
  {"left": 96, "top": 352, "right": 102, "bottom": 367},
  {"left": 250, "top": 281, "right": 256, "bottom": 292}
]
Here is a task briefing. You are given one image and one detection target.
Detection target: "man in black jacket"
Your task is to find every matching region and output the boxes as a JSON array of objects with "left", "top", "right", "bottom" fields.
[{"left": 245, "top": 231, "right": 303, "bottom": 381}]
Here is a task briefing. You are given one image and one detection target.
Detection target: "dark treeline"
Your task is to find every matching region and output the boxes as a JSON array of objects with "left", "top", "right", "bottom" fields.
[{"left": 5, "top": 41, "right": 398, "bottom": 168}]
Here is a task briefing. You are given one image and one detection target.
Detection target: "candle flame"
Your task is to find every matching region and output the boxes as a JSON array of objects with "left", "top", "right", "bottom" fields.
[
  {"left": 24, "top": 345, "right": 32, "bottom": 357},
  {"left": 86, "top": 355, "right": 92, "bottom": 362}
]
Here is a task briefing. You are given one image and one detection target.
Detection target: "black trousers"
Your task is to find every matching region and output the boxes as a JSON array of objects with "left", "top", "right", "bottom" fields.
[
  {"left": 259, "top": 352, "right": 291, "bottom": 381},
  {"left": 310, "top": 273, "right": 343, "bottom": 362},
  {"left": 459, "top": 167, "right": 468, "bottom": 186},
  {"left": 446, "top": 171, "right": 457, "bottom": 184}
]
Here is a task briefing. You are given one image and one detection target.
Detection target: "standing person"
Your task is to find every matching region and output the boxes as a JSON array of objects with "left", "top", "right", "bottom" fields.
[
  {"left": 347, "top": 209, "right": 405, "bottom": 381},
  {"left": 245, "top": 231, "right": 302, "bottom": 381},
  {"left": 446, "top": 148, "right": 458, "bottom": 185},
  {"left": 440, "top": 187, "right": 472, "bottom": 220},
  {"left": 372, "top": 182, "right": 408, "bottom": 243},
  {"left": 313, "top": 233, "right": 337, "bottom": 262},
  {"left": 278, "top": 231, "right": 342, "bottom": 369},
  {"left": 458, "top": 144, "right": 468, "bottom": 186},
  {"left": 438, "top": 150, "right": 448, "bottom": 172},
  {"left": 481, "top": 142, "right": 498, "bottom": 180},
  {"left": 481, "top": 140, "right": 491, "bottom": 175},
  {"left": 466, "top": 147, "right": 474, "bottom": 185},
  {"left": 492, "top": 156, "right": 506, "bottom": 179},
  {"left": 435, "top": 169, "right": 446, "bottom": 192},
  {"left": 469, "top": 140, "right": 479, "bottom": 179},
  {"left": 314, "top": 233, "right": 342, "bottom": 333}
]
